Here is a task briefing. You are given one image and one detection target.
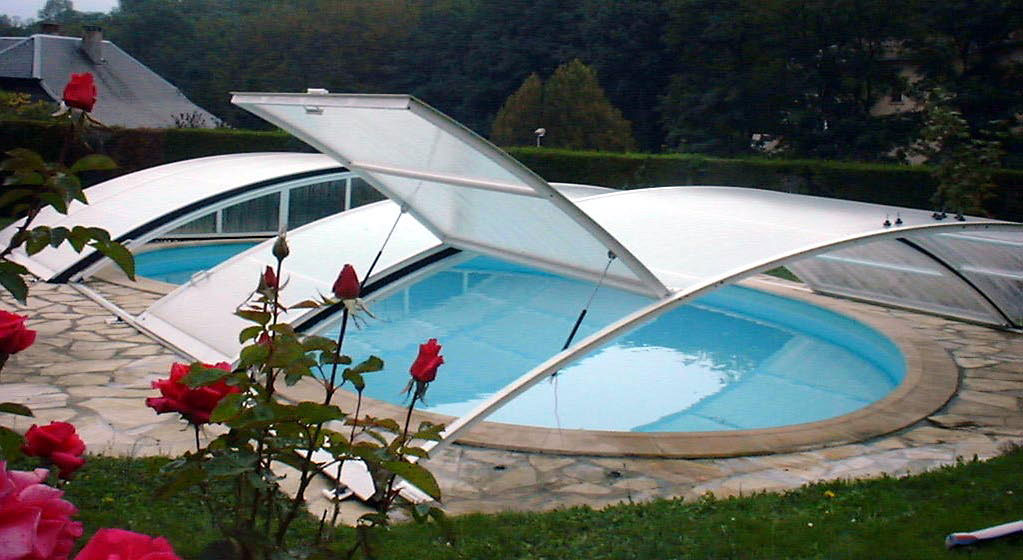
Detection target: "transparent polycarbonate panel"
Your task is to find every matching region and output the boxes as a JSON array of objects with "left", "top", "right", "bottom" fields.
[
  {"left": 167, "top": 212, "right": 217, "bottom": 234},
  {"left": 222, "top": 192, "right": 280, "bottom": 233},
  {"left": 139, "top": 201, "right": 443, "bottom": 362},
  {"left": 350, "top": 176, "right": 386, "bottom": 208},
  {"left": 910, "top": 231, "right": 1023, "bottom": 326},
  {"left": 231, "top": 93, "right": 663, "bottom": 296},
  {"left": 288, "top": 180, "right": 345, "bottom": 229},
  {"left": 787, "top": 239, "right": 1005, "bottom": 325},
  {"left": 375, "top": 174, "right": 643, "bottom": 292},
  {"left": 0, "top": 153, "right": 341, "bottom": 280}
]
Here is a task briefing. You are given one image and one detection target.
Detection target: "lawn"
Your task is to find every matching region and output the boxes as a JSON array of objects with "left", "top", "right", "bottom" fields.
[{"left": 36, "top": 443, "right": 1023, "bottom": 559}]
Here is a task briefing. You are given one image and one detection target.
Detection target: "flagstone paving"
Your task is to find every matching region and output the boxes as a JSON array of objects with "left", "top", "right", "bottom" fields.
[{"left": 0, "top": 278, "right": 1021, "bottom": 518}]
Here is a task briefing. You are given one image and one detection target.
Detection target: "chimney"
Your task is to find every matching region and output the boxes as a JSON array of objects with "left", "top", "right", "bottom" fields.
[
  {"left": 40, "top": 22, "right": 61, "bottom": 35},
  {"left": 81, "top": 26, "right": 104, "bottom": 64}
]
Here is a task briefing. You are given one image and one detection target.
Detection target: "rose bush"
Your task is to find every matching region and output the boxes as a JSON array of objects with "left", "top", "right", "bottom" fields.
[
  {"left": 73, "top": 529, "right": 181, "bottom": 560},
  {"left": 20, "top": 423, "right": 85, "bottom": 480},
  {"left": 145, "top": 362, "right": 238, "bottom": 426},
  {"left": 0, "top": 461, "right": 82, "bottom": 560},
  {"left": 61, "top": 73, "right": 97, "bottom": 113}
]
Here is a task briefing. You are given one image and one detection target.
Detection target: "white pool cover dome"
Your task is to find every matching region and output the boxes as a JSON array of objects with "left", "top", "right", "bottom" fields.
[{"left": 2, "top": 92, "right": 1020, "bottom": 454}]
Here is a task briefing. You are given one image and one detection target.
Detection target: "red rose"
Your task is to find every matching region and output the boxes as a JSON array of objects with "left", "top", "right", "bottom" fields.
[
  {"left": 61, "top": 73, "right": 97, "bottom": 112},
  {"left": 21, "top": 422, "right": 86, "bottom": 480},
  {"left": 410, "top": 338, "right": 443, "bottom": 383},
  {"left": 0, "top": 310, "right": 36, "bottom": 356},
  {"left": 0, "top": 461, "right": 83, "bottom": 560},
  {"left": 145, "top": 362, "right": 239, "bottom": 425},
  {"left": 332, "top": 264, "right": 360, "bottom": 300},
  {"left": 73, "top": 528, "right": 181, "bottom": 560}
]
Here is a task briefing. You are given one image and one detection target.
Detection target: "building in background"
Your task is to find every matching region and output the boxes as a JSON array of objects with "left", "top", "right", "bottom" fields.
[{"left": 0, "top": 24, "right": 219, "bottom": 128}]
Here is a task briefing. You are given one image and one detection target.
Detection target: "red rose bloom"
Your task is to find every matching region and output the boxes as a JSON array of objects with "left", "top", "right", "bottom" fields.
[
  {"left": 0, "top": 310, "right": 36, "bottom": 356},
  {"left": 61, "top": 73, "right": 97, "bottom": 112},
  {"left": 73, "top": 528, "right": 181, "bottom": 560},
  {"left": 21, "top": 422, "right": 86, "bottom": 480},
  {"left": 332, "top": 264, "right": 360, "bottom": 300},
  {"left": 0, "top": 461, "right": 83, "bottom": 560},
  {"left": 410, "top": 338, "right": 444, "bottom": 383},
  {"left": 145, "top": 362, "right": 239, "bottom": 425}
]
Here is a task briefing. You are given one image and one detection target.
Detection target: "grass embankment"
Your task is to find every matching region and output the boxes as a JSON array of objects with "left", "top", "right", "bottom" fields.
[{"left": 47, "top": 447, "right": 1023, "bottom": 559}]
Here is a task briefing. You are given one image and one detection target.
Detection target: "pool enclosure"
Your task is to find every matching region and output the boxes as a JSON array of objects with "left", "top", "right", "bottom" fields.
[{"left": 2, "top": 91, "right": 1021, "bottom": 455}]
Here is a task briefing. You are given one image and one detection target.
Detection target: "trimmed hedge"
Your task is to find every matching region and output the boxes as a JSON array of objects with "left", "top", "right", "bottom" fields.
[
  {"left": 3, "top": 119, "right": 1020, "bottom": 221},
  {"left": 508, "top": 147, "right": 1023, "bottom": 221}
]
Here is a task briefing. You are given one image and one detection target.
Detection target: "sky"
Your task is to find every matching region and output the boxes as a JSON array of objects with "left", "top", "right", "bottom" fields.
[{"left": 3, "top": 0, "right": 119, "bottom": 22}]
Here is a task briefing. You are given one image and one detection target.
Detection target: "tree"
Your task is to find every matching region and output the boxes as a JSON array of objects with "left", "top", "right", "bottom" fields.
[
  {"left": 909, "top": 88, "right": 1004, "bottom": 215},
  {"left": 490, "top": 73, "right": 544, "bottom": 147},
  {"left": 37, "top": 0, "right": 75, "bottom": 22},
  {"left": 491, "top": 60, "right": 636, "bottom": 152}
]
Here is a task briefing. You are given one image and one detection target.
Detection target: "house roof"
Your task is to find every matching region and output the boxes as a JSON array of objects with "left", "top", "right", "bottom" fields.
[{"left": 0, "top": 33, "right": 218, "bottom": 128}]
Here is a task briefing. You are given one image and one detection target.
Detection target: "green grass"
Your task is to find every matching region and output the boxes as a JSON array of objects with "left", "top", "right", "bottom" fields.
[{"left": 26, "top": 447, "right": 1023, "bottom": 559}]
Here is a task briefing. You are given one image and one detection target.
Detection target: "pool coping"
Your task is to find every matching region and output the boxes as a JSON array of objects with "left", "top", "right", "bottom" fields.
[{"left": 278, "top": 276, "right": 959, "bottom": 458}]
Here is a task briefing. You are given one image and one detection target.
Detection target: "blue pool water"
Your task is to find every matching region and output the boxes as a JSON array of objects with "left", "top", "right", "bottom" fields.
[
  {"left": 321, "top": 257, "right": 905, "bottom": 432},
  {"left": 137, "top": 245, "right": 905, "bottom": 432},
  {"left": 135, "top": 242, "right": 257, "bottom": 284}
]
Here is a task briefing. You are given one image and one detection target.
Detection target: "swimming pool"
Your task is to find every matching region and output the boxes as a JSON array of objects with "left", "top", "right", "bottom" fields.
[
  {"left": 137, "top": 245, "right": 905, "bottom": 433},
  {"left": 316, "top": 257, "right": 905, "bottom": 433},
  {"left": 135, "top": 242, "right": 258, "bottom": 284}
]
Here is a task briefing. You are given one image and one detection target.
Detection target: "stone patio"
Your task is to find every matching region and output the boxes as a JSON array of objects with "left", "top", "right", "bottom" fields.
[{"left": 1, "top": 277, "right": 1021, "bottom": 518}]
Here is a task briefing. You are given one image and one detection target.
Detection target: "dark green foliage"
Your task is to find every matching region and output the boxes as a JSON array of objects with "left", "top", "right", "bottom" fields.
[
  {"left": 3, "top": 0, "right": 1021, "bottom": 163},
  {"left": 507, "top": 147, "right": 1023, "bottom": 221},
  {"left": 0, "top": 121, "right": 309, "bottom": 184},
  {"left": 492, "top": 61, "right": 636, "bottom": 152}
]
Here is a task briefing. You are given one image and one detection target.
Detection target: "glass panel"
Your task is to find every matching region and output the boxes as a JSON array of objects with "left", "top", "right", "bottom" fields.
[
  {"left": 166, "top": 212, "right": 216, "bottom": 234},
  {"left": 287, "top": 180, "right": 345, "bottom": 229},
  {"left": 349, "top": 176, "right": 386, "bottom": 208},
  {"left": 221, "top": 192, "right": 280, "bottom": 233}
]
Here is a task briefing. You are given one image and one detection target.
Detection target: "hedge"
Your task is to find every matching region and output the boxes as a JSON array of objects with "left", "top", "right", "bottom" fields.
[
  {"left": 3, "top": 119, "right": 1021, "bottom": 221},
  {"left": 507, "top": 147, "right": 1023, "bottom": 222}
]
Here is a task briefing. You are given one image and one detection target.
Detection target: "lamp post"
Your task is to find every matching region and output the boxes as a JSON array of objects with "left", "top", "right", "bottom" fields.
[{"left": 534, "top": 127, "right": 546, "bottom": 147}]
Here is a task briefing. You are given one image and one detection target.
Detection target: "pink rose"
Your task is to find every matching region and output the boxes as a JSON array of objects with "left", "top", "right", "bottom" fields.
[
  {"left": 0, "top": 461, "right": 82, "bottom": 560},
  {"left": 61, "top": 73, "right": 96, "bottom": 112},
  {"left": 0, "top": 311, "right": 36, "bottom": 356},
  {"left": 146, "top": 362, "right": 239, "bottom": 425},
  {"left": 21, "top": 423, "right": 86, "bottom": 480},
  {"left": 73, "top": 528, "right": 180, "bottom": 560},
  {"left": 410, "top": 338, "right": 443, "bottom": 383}
]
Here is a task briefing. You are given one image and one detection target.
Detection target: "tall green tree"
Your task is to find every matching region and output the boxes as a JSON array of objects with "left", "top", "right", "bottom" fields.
[
  {"left": 492, "top": 60, "right": 636, "bottom": 152},
  {"left": 909, "top": 88, "right": 1004, "bottom": 215},
  {"left": 490, "top": 73, "right": 544, "bottom": 147}
]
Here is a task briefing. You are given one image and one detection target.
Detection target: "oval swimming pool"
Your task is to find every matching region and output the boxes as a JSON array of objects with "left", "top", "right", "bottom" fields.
[
  {"left": 317, "top": 257, "right": 905, "bottom": 433},
  {"left": 137, "top": 245, "right": 905, "bottom": 433}
]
